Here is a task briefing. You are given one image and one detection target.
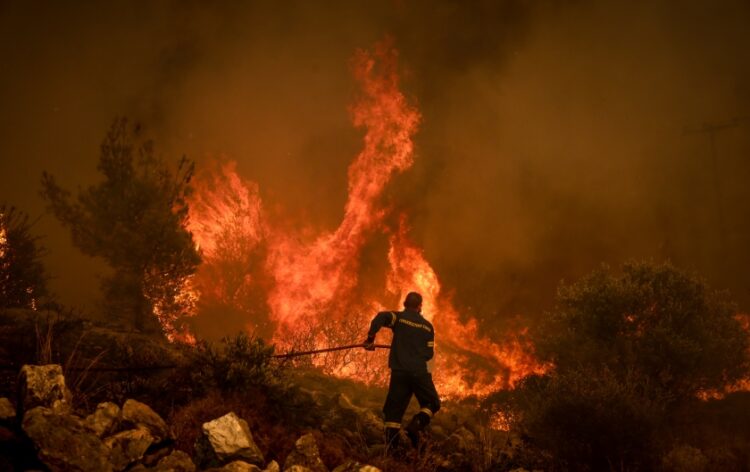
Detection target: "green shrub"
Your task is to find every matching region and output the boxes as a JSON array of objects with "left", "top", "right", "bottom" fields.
[
  {"left": 180, "top": 332, "right": 283, "bottom": 396},
  {"left": 502, "top": 262, "right": 749, "bottom": 471},
  {"left": 539, "top": 261, "right": 748, "bottom": 401}
]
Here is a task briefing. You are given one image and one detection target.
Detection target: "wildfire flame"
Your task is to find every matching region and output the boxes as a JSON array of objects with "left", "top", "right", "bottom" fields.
[
  {"left": 0, "top": 216, "right": 6, "bottom": 261},
  {"left": 182, "top": 40, "right": 546, "bottom": 398}
]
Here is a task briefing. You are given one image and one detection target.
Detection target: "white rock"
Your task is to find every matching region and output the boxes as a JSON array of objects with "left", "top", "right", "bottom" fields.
[
  {"left": 18, "top": 364, "right": 72, "bottom": 415},
  {"left": 197, "top": 412, "right": 264, "bottom": 467}
]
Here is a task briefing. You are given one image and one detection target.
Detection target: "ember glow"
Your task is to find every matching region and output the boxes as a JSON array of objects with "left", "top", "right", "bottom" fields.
[
  {"left": 183, "top": 41, "right": 546, "bottom": 398},
  {"left": 699, "top": 313, "right": 750, "bottom": 400},
  {"left": 0, "top": 216, "right": 6, "bottom": 261}
]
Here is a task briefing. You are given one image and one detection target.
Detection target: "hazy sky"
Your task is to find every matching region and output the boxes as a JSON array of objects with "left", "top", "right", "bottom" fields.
[{"left": 1, "top": 0, "right": 749, "bottom": 327}]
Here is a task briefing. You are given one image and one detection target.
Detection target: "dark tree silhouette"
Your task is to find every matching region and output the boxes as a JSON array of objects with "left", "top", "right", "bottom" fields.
[{"left": 41, "top": 118, "right": 200, "bottom": 336}]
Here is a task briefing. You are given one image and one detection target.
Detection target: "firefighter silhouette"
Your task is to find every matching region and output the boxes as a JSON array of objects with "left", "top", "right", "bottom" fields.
[{"left": 364, "top": 291, "right": 441, "bottom": 452}]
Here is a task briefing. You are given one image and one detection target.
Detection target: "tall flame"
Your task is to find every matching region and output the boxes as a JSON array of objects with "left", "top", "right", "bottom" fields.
[
  {"left": 183, "top": 40, "right": 546, "bottom": 398},
  {"left": 265, "top": 41, "right": 419, "bottom": 334}
]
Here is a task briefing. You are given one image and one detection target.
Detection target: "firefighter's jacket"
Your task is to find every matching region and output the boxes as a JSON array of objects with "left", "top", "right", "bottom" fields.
[{"left": 368, "top": 309, "right": 434, "bottom": 374}]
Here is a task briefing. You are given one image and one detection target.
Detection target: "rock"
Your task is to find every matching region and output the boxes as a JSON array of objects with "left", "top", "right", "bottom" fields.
[
  {"left": 18, "top": 364, "right": 72, "bottom": 415},
  {"left": 153, "top": 449, "right": 196, "bottom": 471},
  {"left": 22, "top": 406, "right": 112, "bottom": 472},
  {"left": 284, "top": 433, "right": 327, "bottom": 472},
  {"left": 285, "top": 466, "right": 313, "bottom": 472},
  {"left": 220, "top": 460, "right": 262, "bottom": 471},
  {"left": 263, "top": 460, "right": 280, "bottom": 472},
  {"left": 104, "top": 426, "right": 155, "bottom": 471},
  {"left": 333, "top": 394, "right": 383, "bottom": 445},
  {"left": 0, "top": 397, "right": 14, "bottom": 424},
  {"left": 85, "top": 401, "right": 121, "bottom": 437},
  {"left": 446, "top": 426, "right": 476, "bottom": 453},
  {"left": 196, "top": 412, "right": 264, "bottom": 468},
  {"left": 122, "top": 399, "right": 170, "bottom": 443},
  {"left": 332, "top": 460, "right": 382, "bottom": 472}
]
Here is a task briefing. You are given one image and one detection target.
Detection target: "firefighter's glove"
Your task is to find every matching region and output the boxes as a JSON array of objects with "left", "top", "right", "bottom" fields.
[{"left": 363, "top": 336, "right": 376, "bottom": 351}]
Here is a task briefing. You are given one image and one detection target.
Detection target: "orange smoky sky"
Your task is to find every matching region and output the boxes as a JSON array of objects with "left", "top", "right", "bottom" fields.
[{"left": 1, "top": 0, "right": 749, "bottom": 330}]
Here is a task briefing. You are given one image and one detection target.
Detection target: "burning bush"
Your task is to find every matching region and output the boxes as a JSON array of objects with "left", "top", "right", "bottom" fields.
[
  {"left": 0, "top": 205, "right": 49, "bottom": 310},
  {"left": 500, "top": 261, "right": 749, "bottom": 470}
]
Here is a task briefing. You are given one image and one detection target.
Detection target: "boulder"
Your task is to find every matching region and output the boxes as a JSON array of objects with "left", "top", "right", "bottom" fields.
[
  {"left": 22, "top": 406, "right": 112, "bottom": 472},
  {"left": 122, "top": 399, "right": 170, "bottom": 443},
  {"left": 332, "top": 461, "right": 382, "bottom": 472},
  {"left": 153, "top": 449, "right": 196, "bottom": 471},
  {"left": 284, "top": 433, "right": 327, "bottom": 472},
  {"left": 196, "top": 412, "right": 264, "bottom": 468},
  {"left": 104, "top": 426, "right": 155, "bottom": 471},
  {"left": 263, "top": 460, "right": 280, "bottom": 472},
  {"left": 220, "top": 460, "right": 262, "bottom": 471},
  {"left": 0, "top": 397, "right": 14, "bottom": 424},
  {"left": 85, "top": 401, "right": 121, "bottom": 437},
  {"left": 285, "top": 467, "right": 314, "bottom": 472},
  {"left": 18, "top": 364, "right": 72, "bottom": 415}
]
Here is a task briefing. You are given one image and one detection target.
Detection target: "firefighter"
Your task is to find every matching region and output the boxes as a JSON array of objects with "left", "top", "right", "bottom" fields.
[{"left": 364, "top": 291, "right": 441, "bottom": 452}]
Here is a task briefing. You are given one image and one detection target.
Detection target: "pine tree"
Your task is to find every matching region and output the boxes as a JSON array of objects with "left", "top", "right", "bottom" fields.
[{"left": 41, "top": 118, "right": 200, "bottom": 335}]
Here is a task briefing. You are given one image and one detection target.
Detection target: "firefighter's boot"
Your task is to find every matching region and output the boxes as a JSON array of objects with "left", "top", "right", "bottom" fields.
[{"left": 405, "top": 411, "right": 431, "bottom": 449}]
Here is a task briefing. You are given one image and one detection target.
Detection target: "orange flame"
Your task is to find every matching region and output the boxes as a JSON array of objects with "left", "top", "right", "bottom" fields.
[
  {"left": 182, "top": 40, "right": 546, "bottom": 398},
  {"left": 265, "top": 41, "right": 419, "bottom": 334},
  {"left": 386, "top": 217, "right": 548, "bottom": 397}
]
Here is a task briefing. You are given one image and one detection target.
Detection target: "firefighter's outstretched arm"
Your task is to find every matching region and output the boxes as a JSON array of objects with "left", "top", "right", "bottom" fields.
[{"left": 364, "top": 311, "right": 397, "bottom": 350}]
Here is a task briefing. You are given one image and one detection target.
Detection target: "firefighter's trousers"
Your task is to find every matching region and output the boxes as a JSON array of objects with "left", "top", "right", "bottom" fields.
[{"left": 383, "top": 369, "right": 441, "bottom": 428}]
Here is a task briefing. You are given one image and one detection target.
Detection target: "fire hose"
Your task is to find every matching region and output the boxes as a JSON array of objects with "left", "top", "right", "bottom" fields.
[{"left": 272, "top": 343, "right": 391, "bottom": 359}]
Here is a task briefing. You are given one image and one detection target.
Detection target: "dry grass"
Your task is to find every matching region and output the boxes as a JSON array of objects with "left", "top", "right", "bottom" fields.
[{"left": 33, "top": 312, "right": 56, "bottom": 364}]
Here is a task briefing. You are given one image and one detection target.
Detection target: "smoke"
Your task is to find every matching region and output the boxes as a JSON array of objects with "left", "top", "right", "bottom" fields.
[{"left": 1, "top": 0, "right": 749, "bottom": 327}]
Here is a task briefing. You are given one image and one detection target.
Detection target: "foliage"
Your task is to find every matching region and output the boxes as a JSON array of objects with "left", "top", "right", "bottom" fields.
[
  {"left": 509, "top": 369, "right": 666, "bottom": 470},
  {"left": 40, "top": 118, "right": 200, "bottom": 334},
  {"left": 181, "top": 332, "right": 284, "bottom": 396},
  {"left": 502, "top": 261, "right": 749, "bottom": 471},
  {"left": 539, "top": 261, "right": 748, "bottom": 402},
  {"left": 0, "top": 205, "right": 49, "bottom": 309}
]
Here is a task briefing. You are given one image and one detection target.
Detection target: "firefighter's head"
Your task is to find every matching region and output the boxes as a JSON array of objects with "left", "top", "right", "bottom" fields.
[{"left": 404, "top": 292, "right": 423, "bottom": 312}]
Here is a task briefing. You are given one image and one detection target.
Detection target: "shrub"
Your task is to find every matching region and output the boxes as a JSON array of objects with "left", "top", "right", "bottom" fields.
[
  {"left": 180, "top": 332, "right": 282, "bottom": 396},
  {"left": 503, "top": 261, "right": 749, "bottom": 471},
  {"left": 538, "top": 261, "right": 748, "bottom": 401}
]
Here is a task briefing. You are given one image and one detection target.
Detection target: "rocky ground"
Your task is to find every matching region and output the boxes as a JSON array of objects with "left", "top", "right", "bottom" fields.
[
  {"left": 0, "top": 309, "right": 530, "bottom": 471},
  {"left": 0, "top": 364, "right": 386, "bottom": 471},
  {"left": 0, "top": 363, "right": 526, "bottom": 472}
]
